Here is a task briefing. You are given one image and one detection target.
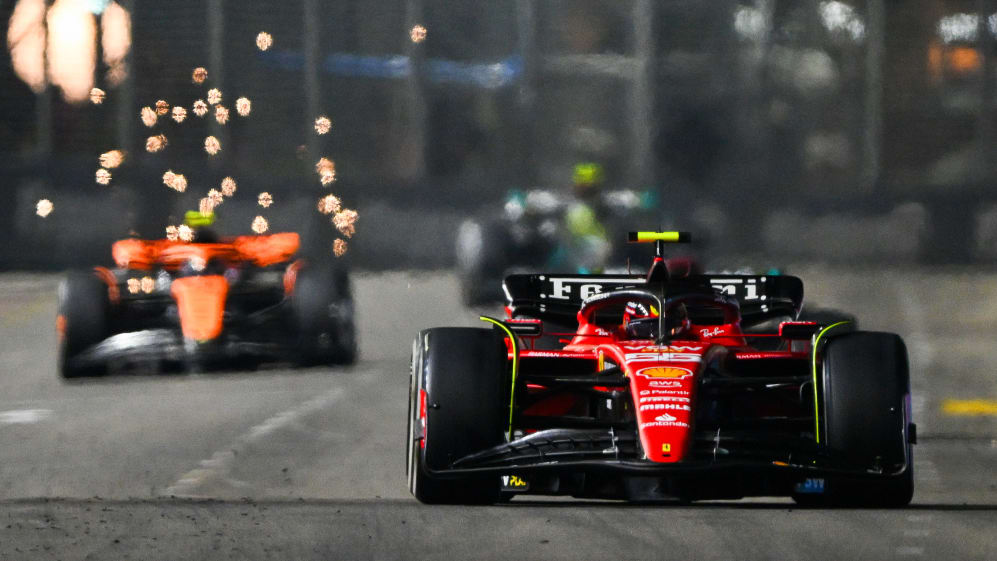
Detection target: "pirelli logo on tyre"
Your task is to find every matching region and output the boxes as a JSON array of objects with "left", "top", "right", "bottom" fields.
[{"left": 636, "top": 366, "right": 692, "bottom": 379}]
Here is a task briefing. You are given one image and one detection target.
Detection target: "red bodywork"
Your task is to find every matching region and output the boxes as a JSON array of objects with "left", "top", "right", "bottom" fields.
[{"left": 508, "top": 296, "right": 810, "bottom": 465}]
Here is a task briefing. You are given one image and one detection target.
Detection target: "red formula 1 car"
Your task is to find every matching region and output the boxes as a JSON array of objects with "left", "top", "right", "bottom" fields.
[
  {"left": 407, "top": 231, "right": 914, "bottom": 505},
  {"left": 57, "top": 230, "right": 355, "bottom": 377}
]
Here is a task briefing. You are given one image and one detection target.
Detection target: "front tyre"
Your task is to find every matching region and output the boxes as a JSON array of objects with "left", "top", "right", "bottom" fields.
[
  {"left": 797, "top": 331, "right": 914, "bottom": 507},
  {"left": 407, "top": 328, "right": 507, "bottom": 504}
]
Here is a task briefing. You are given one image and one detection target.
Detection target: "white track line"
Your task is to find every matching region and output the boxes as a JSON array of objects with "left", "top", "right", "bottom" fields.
[{"left": 164, "top": 387, "right": 345, "bottom": 497}]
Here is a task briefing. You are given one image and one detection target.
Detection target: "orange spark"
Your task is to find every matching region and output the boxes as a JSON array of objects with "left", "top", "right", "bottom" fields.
[
  {"left": 204, "top": 135, "right": 221, "bottom": 155},
  {"left": 316, "top": 157, "right": 336, "bottom": 184},
  {"left": 199, "top": 197, "right": 216, "bottom": 215},
  {"left": 89, "top": 87, "right": 105, "bottom": 104},
  {"left": 36, "top": 198, "right": 53, "bottom": 217},
  {"left": 207, "top": 188, "right": 223, "bottom": 206},
  {"left": 314, "top": 116, "right": 331, "bottom": 135},
  {"left": 177, "top": 224, "right": 193, "bottom": 242},
  {"left": 165, "top": 225, "right": 179, "bottom": 241},
  {"left": 95, "top": 168, "right": 111, "bottom": 185},
  {"left": 191, "top": 66, "right": 207, "bottom": 84},
  {"left": 140, "top": 276, "right": 155, "bottom": 294},
  {"left": 256, "top": 31, "right": 273, "bottom": 51},
  {"left": 235, "top": 97, "right": 251, "bottom": 116},
  {"left": 333, "top": 238, "right": 348, "bottom": 257},
  {"left": 145, "top": 134, "right": 167, "bottom": 153},
  {"left": 207, "top": 88, "right": 221, "bottom": 105},
  {"left": 410, "top": 24, "right": 427, "bottom": 43},
  {"left": 140, "top": 106, "right": 156, "bottom": 127},
  {"left": 332, "top": 208, "right": 358, "bottom": 238},
  {"left": 317, "top": 194, "right": 341, "bottom": 214},
  {"left": 251, "top": 215, "right": 269, "bottom": 234},
  {"left": 99, "top": 149, "right": 124, "bottom": 168},
  {"left": 214, "top": 104, "right": 229, "bottom": 124},
  {"left": 155, "top": 99, "right": 169, "bottom": 115},
  {"left": 127, "top": 278, "right": 140, "bottom": 294},
  {"left": 257, "top": 192, "right": 273, "bottom": 208},
  {"left": 192, "top": 99, "right": 208, "bottom": 117},
  {"left": 172, "top": 106, "right": 186, "bottom": 123},
  {"left": 220, "top": 177, "right": 237, "bottom": 197}
]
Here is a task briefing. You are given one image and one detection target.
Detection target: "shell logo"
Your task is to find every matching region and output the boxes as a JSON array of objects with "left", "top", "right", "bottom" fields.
[{"left": 637, "top": 366, "right": 692, "bottom": 379}]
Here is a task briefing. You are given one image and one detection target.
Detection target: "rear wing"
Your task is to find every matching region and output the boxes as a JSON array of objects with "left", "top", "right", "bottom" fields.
[{"left": 503, "top": 273, "right": 804, "bottom": 327}]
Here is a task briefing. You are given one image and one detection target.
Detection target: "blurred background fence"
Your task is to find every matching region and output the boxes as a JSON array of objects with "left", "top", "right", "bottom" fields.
[{"left": 3, "top": 0, "right": 997, "bottom": 269}]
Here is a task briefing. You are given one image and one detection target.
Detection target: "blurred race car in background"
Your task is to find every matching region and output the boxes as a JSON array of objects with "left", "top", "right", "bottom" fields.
[
  {"left": 57, "top": 229, "right": 356, "bottom": 377},
  {"left": 455, "top": 187, "right": 658, "bottom": 304},
  {"left": 409, "top": 231, "right": 912, "bottom": 505}
]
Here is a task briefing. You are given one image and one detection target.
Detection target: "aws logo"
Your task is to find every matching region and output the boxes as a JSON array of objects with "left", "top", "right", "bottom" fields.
[{"left": 636, "top": 366, "right": 693, "bottom": 379}]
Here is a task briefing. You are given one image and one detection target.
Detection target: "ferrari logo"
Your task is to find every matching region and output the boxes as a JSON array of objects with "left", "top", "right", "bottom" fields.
[{"left": 637, "top": 367, "right": 692, "bottom": 379}]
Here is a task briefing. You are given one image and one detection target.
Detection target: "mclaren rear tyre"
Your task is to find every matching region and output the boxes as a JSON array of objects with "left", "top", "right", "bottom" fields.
[
  {"left": 57, "top": 271, "right": 110, "bottom": 378},
  {"left": 291, "top": 265, "right": 357, "bottom": 366},
  {"left": 456, "top": 220, "right": 508, "bottom": 306},
  {"left": 407, "top": 328, "right": 507, "bottom": 504},
  {"left": 796, "top": 331, "right": 914, "bottom": 507}
]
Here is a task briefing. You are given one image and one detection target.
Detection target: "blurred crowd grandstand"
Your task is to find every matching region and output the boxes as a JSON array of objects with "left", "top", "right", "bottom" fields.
[{"left": 2, "top": 0, "right": 997, "bottom": 269}]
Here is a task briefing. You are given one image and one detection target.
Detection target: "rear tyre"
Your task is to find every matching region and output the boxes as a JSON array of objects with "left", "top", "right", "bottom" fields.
[
  {"left": 291, "top": 265, "right": 356, "bottom": 365},
  {"left": 57, "top": 271, "right": 110, "bottom": 378},
  {"left": 796, "top": 331, "right": 913, "bottom": 507},
  {"left": 456, "top": 220, "right": 509, "bottom": 306},
  {"left": 407, "top": 328, "right": 507, "bottom": 504}
]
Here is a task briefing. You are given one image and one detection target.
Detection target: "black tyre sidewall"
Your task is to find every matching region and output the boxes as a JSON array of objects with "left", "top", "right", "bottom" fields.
[
  {"left": 58, "top": 271, "right": 110, "bottom": 378},
  {"left": 291, "top": 265, "right": 356, "bottom": 365}
]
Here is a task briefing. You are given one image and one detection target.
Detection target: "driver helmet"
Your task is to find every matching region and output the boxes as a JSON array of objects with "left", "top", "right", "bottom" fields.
[{"left": 623, "top": 301, "right": 690, "bottom": 340}]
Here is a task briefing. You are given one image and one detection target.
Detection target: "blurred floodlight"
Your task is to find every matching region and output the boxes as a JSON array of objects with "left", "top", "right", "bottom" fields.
[
  {"left": 8, "top": 0, "right": 48, "bottom": 93},
  {"left": 733, "top": 6, "right": 766, "bottom": 41},
  {"left": 939, "top": 13, "right": 980, "bottom": 44},
  {"left": 46, "top": 0, "right": 97, "bottom": 103},
  {"left": 819, "top": 1, "right": 865, "bottom": 41},
  {"left": 100, "top": 1, "right": 130, "bottom": 82}
]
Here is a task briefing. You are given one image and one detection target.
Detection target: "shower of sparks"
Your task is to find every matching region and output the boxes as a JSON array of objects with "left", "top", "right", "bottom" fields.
[
  {"left": 251, "top": 215, "right": 269, "bottom": 234},
  {"left": 214, "top": 105, "right": 229, "bottom": 124},
  {"left": 140, "top": 276, "right": 155, "bottom": 294},
  {"left": 99, "top": 150, "right": 124, "bottom": 168},
  {"left": 333, "top": 238, "right": 348, "bottom": 257},
  {"left": 207, "top": 188, "right": 223, "bottom": 206},
  {"left": 89, "top": 88, "right": 105, "bottom": 104},
  {"left": 140, "top": 106, "right": 157, "bottom": 127},
  {"left": 314, "top": 116, "right": 331, "bottom": 135},
  {"left": 207, "top": 88, "right": 222, "bottom": 105},
  {"left": 410, "top": 24, "right": 427, "bottom": 43},
  {"left": 257, "top": 192, "right": 273, "bottom": 208},
  {"left": 36, "top": 199, "right": 53, "bottom": 218},
  {"left": 317, "top": 194, "right": 341, "bottom": 214},
  {"left": 177, "top": 224, "right": 194, "bottom": 242},
  {"left": 236, "top": 97, "right": 251, "bottom": 116},
  {"left": 145, "top": 134, "right": 167, "bottom": 153},
  {"left": 192, "top": 99, "right": 208, "bottom": 117},
  {"left": 204, "top": 135, "right": 221, "bottom": 155},
  {"left": 256, "top": 31, "right": 273, "bottom": 51},
  {"left": 155, "top": 100, "right": 169, "bottom": 115},
  {"left": 316, "top": 157, "right": 336, "bottom": 185},
  {"left": 220, "top": 176, "right": 237, "bottom": 197},
  {"left": 95, "top": 168, "right": 111, "bottom": 185},
  {"left": 127, "top": 278, "right": 140, "bottom": 294},
  {"left": 165, "top": 225, "right": 179, "bottom": 241},
  {"left": 191, "top": 67, "right": 208, "bottom": 84},
  {"left": 172, "top": 106, "right": 186, "bottom": 123},
  {"left": 332, "top": 208, "right": 358, "bottom": 238},
  {"left": 199, "top": 197, "right": 216, "bottom": 215}
]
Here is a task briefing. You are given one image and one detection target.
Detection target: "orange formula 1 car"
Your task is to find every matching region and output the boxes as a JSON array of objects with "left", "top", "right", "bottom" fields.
[{"left": 56, "top": 231, "right": 355, "bottom": 377}]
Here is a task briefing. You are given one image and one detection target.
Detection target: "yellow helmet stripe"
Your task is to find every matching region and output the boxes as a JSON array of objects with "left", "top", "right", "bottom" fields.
[{"left": 627, "top": 231, "right": 691, "bottom": 243}]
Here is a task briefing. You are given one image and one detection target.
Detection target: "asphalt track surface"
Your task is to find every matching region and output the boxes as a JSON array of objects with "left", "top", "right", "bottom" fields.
[{"left": 0, "top": 268, "right": 995, "bottom": 560}]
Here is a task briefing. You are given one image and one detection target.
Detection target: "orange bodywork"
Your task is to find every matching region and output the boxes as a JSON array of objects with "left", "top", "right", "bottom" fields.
[
  {"left": 111, "top": 233, "right": 300, "bottom": 270},
  {"left": 171, "top": 276, "right": 228, "bottom": 341}
]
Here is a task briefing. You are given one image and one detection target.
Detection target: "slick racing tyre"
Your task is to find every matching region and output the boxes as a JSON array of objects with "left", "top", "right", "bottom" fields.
[
  {"left": 456, "top": 220, "right": 509, "bottom": 306},
  {"left": 796, "top": 331, "right": 914, "bottom": 507},
  {"left": 407, "top": 328, "right": 506, "bottom": 504},
  {"left": 57, "top": 271, "right": 110, "bottom": 378},
  {"left": 291, "top": 265, "right": 357, "bottom": 365}
]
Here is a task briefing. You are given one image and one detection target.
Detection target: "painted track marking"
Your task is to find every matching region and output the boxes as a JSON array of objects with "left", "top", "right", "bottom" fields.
[
  {"left": 941, "top": 398, "right": 997, "bottom": 416},
  {"left": 164, "top": 387, "right": 344, "bottom": 497}
]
